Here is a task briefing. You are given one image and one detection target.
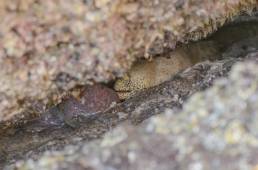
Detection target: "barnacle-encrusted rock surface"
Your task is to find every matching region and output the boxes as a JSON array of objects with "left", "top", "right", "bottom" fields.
[
  {"left": 10, "top": 54, "right": 258, "bottom": 170},
  {"left": 0, "top": 0, "right": 257, "bottom": 123}
]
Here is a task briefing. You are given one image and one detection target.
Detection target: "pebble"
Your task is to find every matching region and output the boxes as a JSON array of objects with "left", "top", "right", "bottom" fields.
[
  {"left": 57, "top": 84, "right": 120, "bottom": 127},
  {"left": 25, "top": 84, "right": 120, "bottom": 130},
  {"left": 79, "top": 84, "right": 120, "bottom": 113}
]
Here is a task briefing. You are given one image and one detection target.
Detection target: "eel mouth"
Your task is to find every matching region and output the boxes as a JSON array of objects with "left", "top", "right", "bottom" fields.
[
  {"left": 115, "top": 90, "right": 133, "bottom": 100},
  {"left": 115, "top": 90, "right": 132, "bottom": 96},
  {"left": 115, "top": 90, "right": 131, "bottom": 93}
]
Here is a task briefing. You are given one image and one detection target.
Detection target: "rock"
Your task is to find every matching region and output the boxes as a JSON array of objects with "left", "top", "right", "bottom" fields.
[
  {"left": 57, "top": 96, "right": 96, "bottom": 128},
  {"left": 80, "top": 84, "right": 120, "bottom": 113},
  {"left": 0, "top": 0, "right": 257, "bottom": 123},
  {"left": 60, "top": 84, "right": 120, "bottom": 128},
  {"left": 10, "top": 54, "right": 258, "bottom": 170},
  {"left": 1, "top": 50, "right": 256, "bottom": 168},
  {"left": 24, "top": 84, "right": 120, "bottom": 129}
]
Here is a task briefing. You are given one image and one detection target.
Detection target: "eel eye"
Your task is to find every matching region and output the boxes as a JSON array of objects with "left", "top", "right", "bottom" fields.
[{"left": 123, "top": 74, "right": 130, "bottom": 81}]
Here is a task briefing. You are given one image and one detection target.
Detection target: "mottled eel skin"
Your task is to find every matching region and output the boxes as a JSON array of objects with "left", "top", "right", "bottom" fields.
[
  {"left": 114, "top": 19, "right": 258, "bottom": 99},
  {"left": 114, "top": 41, "right": 220, "bottom": 99}
]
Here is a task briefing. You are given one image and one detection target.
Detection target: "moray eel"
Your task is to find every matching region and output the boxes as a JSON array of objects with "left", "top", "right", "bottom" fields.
[
  {"left": 114, "top": 41, "right": 221, "bottom": 99},
  {"left": 114, "top": 19, "right": 258, "bottom": 99}
]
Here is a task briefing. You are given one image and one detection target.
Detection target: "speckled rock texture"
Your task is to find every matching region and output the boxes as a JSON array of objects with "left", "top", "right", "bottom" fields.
[
  {"left": 8, "top": 53, "right": 258, "bottom": 170},
  {"left": 0, "top": 53, "right": 247, "bottom": 167},
  {"left": 0, "top": 0, "right": 257, "bottom": 123}
]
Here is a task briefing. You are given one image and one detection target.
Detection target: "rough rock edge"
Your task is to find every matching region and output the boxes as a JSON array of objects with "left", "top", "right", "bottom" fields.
[
  {"left": 0, "top": 0, "right": 257, "bottom": 123},
  {"left": 1, "top": 52, "right": 250, "bottom": 168},
  {"left": 9, "top": 53, "right": 258, "bottom": 170}
]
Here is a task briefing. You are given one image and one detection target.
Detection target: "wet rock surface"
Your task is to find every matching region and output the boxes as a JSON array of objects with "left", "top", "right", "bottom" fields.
[{"left": 6, "top": 53, "right": 258, "bottom": 170}]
